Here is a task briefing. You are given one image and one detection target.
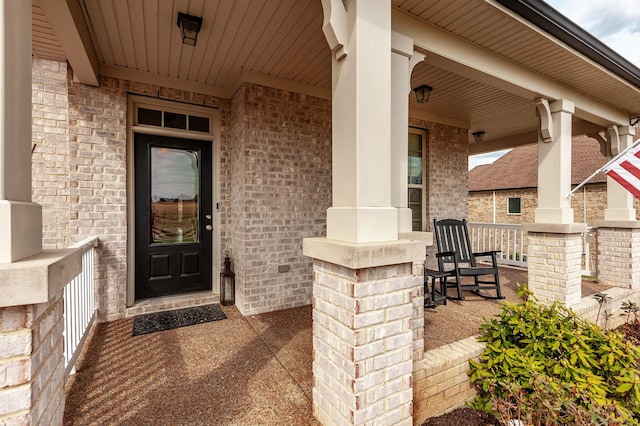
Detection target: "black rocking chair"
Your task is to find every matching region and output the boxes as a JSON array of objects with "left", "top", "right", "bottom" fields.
[{"left": 433, "top": 218, "right": 504, "bottom": 300}]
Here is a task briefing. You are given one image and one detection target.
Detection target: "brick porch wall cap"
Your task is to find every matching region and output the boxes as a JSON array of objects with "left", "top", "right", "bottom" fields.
[
  {"left": 594, "top": 220, "right": 640, "bottom": 229},
  {"left": 0, "top": 248, "right": 81, "bottom": 307},
  {"left": 523, "top": 223, "right": 587, "bottom": 234},
  {"left": 303, "top": 237, "right": 427, "bottom": 269}
]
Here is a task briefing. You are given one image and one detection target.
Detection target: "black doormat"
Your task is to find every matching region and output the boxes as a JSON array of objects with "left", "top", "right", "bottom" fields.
[{"left": 132, "top": 304, "right": 227, "bottom": 336}]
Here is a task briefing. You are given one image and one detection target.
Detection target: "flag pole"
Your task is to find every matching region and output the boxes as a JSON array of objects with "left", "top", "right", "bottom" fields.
[{"left": 566, "top": 136, "right": 640, "bottom": 199}]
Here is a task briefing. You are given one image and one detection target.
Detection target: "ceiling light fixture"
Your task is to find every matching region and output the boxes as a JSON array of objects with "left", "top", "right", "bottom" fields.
[
  {"left": 413, "top": 84, "right": 433, "bottom": 103},
  {"left": 177, "top": 12, "right": 203, "bottom": 46},
  {"left": 472, "top": 131, "right": 485, "bottom": 143}
]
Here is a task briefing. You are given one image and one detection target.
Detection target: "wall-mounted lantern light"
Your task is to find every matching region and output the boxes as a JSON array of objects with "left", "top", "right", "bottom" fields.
[
  {"left": 472, "top": 131, "right": 486, "bottom": 143},
  {"left": 220, "top": 252, "right": 235, "bottom": 306},
  {"left": 413, "top": 84, "right": 433, "bottom": 103},
  {"left": 177, "top": 12, "right": 203, "bottom": 46}
]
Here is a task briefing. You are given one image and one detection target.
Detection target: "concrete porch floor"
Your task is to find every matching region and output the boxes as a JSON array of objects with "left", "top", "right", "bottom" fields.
[
  {"left": 63, "top": 267, "right": 605, "bottom": 425},
  {"left": 63, "top": 304, "right": 319, "bottom": 425}
]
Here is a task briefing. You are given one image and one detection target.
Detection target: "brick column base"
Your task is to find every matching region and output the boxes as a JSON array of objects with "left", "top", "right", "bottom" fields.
[
  {"left": 312, "top": 259, "right": 417, "bottom": 425},
  {"left": 597, "top": 226, "right": 640, "bottom": 289},
  {"left": 411, "top": 261, "right": 425, "bottom": 363},
  {"left": 527, "top": 231, "right": 583, "bottom": 306},
  {"left": 0, "top": 294, "right": 65, "bottom": 425}
]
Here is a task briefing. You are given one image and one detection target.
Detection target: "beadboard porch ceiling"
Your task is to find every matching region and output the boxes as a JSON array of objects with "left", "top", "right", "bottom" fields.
[{"left": 31, "top": 0, "right": 640, "bottom": 151}]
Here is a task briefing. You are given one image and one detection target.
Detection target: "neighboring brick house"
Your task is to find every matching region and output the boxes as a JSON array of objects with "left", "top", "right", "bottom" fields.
[{"left": 468, "top": 135, "right": 640, "bottom": 226}]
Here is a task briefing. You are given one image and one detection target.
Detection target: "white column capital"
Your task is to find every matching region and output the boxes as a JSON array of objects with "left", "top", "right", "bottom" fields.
[
  {"left": 619, "top": 125, "right": 635, "bottom": 137},
  {"left": 391, "top": 31, "right": 413, "bottom": 57},
  {"left": 550, "top": 98, "right": 575, "bottom": 114}
]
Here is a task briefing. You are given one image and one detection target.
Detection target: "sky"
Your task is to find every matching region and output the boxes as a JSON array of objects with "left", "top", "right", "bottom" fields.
[{"left": 468, "top": 0, "right": 640, "bottom": 170}]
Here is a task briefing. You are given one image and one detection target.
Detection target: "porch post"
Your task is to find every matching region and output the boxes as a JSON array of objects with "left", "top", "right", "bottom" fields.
[
  {"left": 0, "top": 2, "right": 75, "bottom": 424},
  {"left": 391, "top": 32, "right": 424, "bottom": 234},
  {"left": 603, "top": 126, "right": 636, "bottom": 221},
  {"left": 526, "top": 98, "right": 585, "bottom": 307},
  {"left": 534, "top": 99, "right": 574, "bottom": 224},
  {"left": 596, "top": 125, "right": 640, "bottom": 289},
  {"left": 0, "top": 0, "right": 42, "bottom": 263},
  {"left": 324, "top": 0, "right": 397, "bottom": 243},
  {"left": 308, "top": 1, "right": 425, "bottom": 424}
]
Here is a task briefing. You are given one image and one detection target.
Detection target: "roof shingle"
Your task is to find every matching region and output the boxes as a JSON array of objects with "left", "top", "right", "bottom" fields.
[{"left": 468, "top": 135, "right": 610, "bottom": 191}]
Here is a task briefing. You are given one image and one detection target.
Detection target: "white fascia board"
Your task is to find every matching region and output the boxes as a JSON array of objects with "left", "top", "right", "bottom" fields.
[
  {"left": 391, "top": 9, "right": 629, "bottom": 126},
  {"left": 100, "top": 65, "right": 232, "bottom": 98},
  {"left": 38, "top": 0, "right": 99, "bottom": 86}
]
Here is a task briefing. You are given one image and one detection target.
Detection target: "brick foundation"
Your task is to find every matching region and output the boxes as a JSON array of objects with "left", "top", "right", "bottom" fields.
[
  {"left": 0, "top": 295, "right": 65, "bottom": 425},
  {"left": 527, "top": 232, "right": 582, "bottom": 306},
  {"left": 597, "top": 227, "right": 640, "bottom": 289},
  {"left": 413, "top": 336, "right": 484, "bottom": 423},
  {"left": 312, "top": 258, "right": 418, "bottom": 425}
]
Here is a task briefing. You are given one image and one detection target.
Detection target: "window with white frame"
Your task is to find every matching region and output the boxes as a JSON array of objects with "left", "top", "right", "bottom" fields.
[
  {"left": 508, "top": 197, "right": 521, "bottom": 214},
  {"left": 408, "top": 129, "right": 427, "bottom": 231}
]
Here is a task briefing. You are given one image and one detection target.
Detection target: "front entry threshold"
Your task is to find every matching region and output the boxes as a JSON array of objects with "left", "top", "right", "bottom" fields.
[{"left": 125, "top": 290, "right": 219, "bottom": 318}]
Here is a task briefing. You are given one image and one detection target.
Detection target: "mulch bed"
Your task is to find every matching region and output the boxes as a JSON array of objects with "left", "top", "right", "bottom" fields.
[{"left": 421, "top": 320, "right": 640, "bottom": 426}]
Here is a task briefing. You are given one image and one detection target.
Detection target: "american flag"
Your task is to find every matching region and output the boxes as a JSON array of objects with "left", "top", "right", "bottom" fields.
[{"left": 603, "top": 143, "right": 640, "bottom": 199}]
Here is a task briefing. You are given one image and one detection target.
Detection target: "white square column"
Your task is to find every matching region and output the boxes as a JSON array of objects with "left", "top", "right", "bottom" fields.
[
  {"left": 325, "top": 0, "right": 397, "bottom": 243},
  {"left": 390, "top": 33, "right": 424, "bottom": 234},
  {"left": 528, "top": 99, "right": 584, "bottom": 307},
  {"left": 0, "top": 0, "right": 42, "bottom": 263},
  {"left": 604, "top": 126, "right": 636, "bottom": 221},
  {"left": 535, "top": 99, "right": 574, "bottom": 224}
]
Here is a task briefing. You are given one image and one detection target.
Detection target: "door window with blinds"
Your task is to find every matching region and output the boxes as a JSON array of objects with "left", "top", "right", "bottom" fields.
[{"left": 408, "top": 129, "right": 427, "bottom": 231}]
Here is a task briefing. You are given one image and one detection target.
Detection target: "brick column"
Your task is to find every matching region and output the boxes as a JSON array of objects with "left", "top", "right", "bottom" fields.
[
  {"left": 525, "top": 224, "right": 585, "bottom": 307},
  {"left": 595, "top": 222, "right": 640, "bottom": 289},
  {"left": 0, "top": 295, "right": 65, "bottom": 425},
  {"left": 305, "top": 238, "right": 424, "bottom": 425},
  {"left": 411, "top": 261, "right": 425, "bottom": 362}
]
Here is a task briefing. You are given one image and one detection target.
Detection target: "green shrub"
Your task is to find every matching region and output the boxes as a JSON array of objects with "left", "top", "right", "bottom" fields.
[{"left": 468, "top": 292, "right": 640, "bottom": 425}]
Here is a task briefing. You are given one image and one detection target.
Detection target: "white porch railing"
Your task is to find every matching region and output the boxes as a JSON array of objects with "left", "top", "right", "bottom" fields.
[
  {"left": 63, "top": 237, "right": 98, "bottom": 379},
  {"left": 468, "top": 222, "right": 527, "bottom": 267},
  {"left": 582, "top": 227, "right": 597, "bottom": 277},
  {"left": 468, "top": 222, "right": 597, "bottom": 276}
]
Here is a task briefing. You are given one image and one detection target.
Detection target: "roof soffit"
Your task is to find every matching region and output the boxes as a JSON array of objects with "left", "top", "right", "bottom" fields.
[
  {"left": 392, "top": 6, "right": 634, "bottom": 126},
  {"left": 35, "top": 0, "right": 98, "bottom": 86}
]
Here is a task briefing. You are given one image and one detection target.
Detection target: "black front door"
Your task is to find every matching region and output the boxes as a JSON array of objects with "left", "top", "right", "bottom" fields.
[{"left": 134, "top": 133, "right": 212, "bottom": 300}]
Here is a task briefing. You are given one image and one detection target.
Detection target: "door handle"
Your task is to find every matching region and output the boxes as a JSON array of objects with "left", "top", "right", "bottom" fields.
[{"left": 205, "top": 225, "right": 213, "bottom": 231}]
